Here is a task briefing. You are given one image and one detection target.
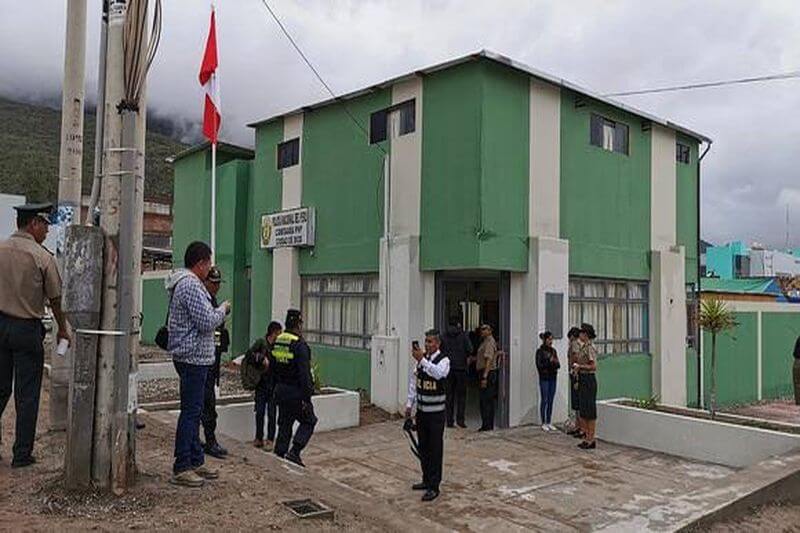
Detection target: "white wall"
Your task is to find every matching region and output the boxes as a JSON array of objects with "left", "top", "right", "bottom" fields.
[
  {"left": 650, "top": 248, "right": 687, "bottom": 406},
  {"left": 529, "top": 79, "right": 560, "bottom": 238},
  {"left": 650, "top": 125, "right": 677, "bottom": 251}
]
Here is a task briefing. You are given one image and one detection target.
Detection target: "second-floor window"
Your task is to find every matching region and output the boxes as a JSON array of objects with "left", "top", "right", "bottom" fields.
[
  {"left": 369, "top": 99, "right": 415, "bottom": 144},
  {"left": 277, "top": 138, "right": 300, "bottom": 169},
  {"left": 676, "top": 142, "right": 691, "bottom": 164},
  {"left": 590, "top": 113, "right": 629, "bottom": 155}
]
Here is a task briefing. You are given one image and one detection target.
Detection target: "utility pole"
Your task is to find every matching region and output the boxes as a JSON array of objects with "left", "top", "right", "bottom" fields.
[{"left": 52, "top": 0, "right": 88, "bottom": 432}]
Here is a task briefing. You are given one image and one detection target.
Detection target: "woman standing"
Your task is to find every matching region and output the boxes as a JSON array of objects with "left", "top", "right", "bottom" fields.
[
  {"left": 566, "top": 327, "right": 582, "bottom": 436},
  {"left": 574, "top": 323, "right": 598, "bottom": 450},
  {"left": 536, "top": 331, "right": 560, "bottom": 431}
]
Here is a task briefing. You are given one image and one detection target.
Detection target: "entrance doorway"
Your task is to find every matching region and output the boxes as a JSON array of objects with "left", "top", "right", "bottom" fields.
[{"left": 435, "top": 271, "right": 510, "bottom": 429}]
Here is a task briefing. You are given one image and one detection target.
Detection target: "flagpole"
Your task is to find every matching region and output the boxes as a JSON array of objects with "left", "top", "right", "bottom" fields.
[{"left": 211, "top": 137, "right": 216, "bottom": 261}]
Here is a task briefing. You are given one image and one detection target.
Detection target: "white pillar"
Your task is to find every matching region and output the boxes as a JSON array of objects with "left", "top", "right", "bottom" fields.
[
  {"left": 650, "top": 248, "right": 687, "bottom": 406},
  {"left": 271, "top": 113, "right": 303, "bottom": 322}
]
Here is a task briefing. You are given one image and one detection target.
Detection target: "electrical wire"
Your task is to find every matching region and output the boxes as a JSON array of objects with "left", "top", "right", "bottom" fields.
[
  {"left": 122, "top": 0, "right": 163, "bottom": 109},
  {"left": 256, "top": 0, "right": 386, "bottom": 156},
  {"left": 604, "top": 70, "right": 800, "bottom": 97}
]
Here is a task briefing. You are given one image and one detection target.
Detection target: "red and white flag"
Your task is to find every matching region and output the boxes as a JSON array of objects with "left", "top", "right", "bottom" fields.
[{"left": 199, "top": 8, "right": 220, "bottom": 144}]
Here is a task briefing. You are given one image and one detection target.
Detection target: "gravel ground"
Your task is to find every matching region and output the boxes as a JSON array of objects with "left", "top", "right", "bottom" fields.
[
  {"left": 138, "top": 364, "right": 247, "bottom": 404},
  {"left": 694, "top": 501, "right": 800, "bottom": 532}
]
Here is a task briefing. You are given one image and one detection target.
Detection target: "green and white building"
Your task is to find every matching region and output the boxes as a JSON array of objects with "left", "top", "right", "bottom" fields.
[{"left": 164, "top": 51, "right": 710, "bottom": 427}]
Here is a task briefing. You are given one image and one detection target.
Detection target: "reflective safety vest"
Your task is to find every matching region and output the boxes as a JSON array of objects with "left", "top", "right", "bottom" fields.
[
  {"left": 416, "top": 352, "right": 448, "bottom": 413},
  {"left": 272, "top": 331, "right": 301, "bottom": 386}
]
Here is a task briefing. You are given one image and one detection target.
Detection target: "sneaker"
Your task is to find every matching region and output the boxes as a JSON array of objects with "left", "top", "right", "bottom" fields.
[
  {"left": 421, "top": 489, "right": 440, "bottom": 502},
  {"left": 204, "top": 442, "right": 227, "bottom": 459},
  {"left": 264, "top": 440, "right": 274, "bottom": 452},
  {"left": 541, "top": 424, "right": 550, "bottom": 432},
  {"left": 194, "top": 465, "right": 219, "bottom": 480},
  {"left": 253, "top": 439, "right": 264, "bottom": 449},
  {"left": 285, "top": 450, "right": 305, "bottom": 468},
  {"left": 547, "top": 424, "right": 558, "bottom": 431},
  {"left": 412, "top": 482, "right": 428, "bottom": 491},
  {"left": 170, "top": 470, "right": 205, "bottom": 487},
  {"left": 578, "top": 441, "right": 597, "bottom": 450}
]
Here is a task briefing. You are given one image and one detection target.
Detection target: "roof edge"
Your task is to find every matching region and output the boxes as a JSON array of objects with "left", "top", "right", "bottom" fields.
[{"left": 166, "top": 140, "right": 255, "bottom": 164}]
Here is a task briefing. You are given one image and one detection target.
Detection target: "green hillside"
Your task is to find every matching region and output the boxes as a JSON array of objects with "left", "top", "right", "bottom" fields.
[{"left": 0, "top": 96, "right": 187, "bottom": 203}]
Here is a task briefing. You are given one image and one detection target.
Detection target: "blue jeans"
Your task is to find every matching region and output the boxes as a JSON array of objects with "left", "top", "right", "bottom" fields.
[
  {"left": 173, "top": 361, "right": 210, "bottom": 474},
  {"left": 254, "top": 377, "right": 277, "bottom": 442},
  {"left": 539, "top": 377, "right": 557, "bottom": 424}
]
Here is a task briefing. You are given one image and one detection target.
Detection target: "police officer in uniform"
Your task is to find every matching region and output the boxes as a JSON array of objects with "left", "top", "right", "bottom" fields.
[
  {"left": 271, "top": 309, "right": 317, "bottom": 467},
  {"left": 200, "top": 266, "right": 230, "bottom": 459},
  {"left": 0, "top": 203, "right": 70, "bottom": 467},
  {"left": 406, "top": 329, "right": 450, "bottom": 502}
]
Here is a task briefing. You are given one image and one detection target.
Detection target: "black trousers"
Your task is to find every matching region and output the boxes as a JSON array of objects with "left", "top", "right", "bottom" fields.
[
  {"left": 200, "top": 361, "right": 219, "bottom": 445},
  {"left": 274, "top": 399, "right": 317, "bottom": 457},
  {"left": 445, "top": 369, "right": 467, "bottom": 426},
  {"left": 416, "top": 410, "right": 446, "bottom": 491},
  {"left": 479, "top": 370, "right": 498, "bottom": 430},
  {"left": 0, "top": 315, "right": 45, "bottom": 461},
  {"left": 254, "top": 377, "right": 277, "bottom": 442}
]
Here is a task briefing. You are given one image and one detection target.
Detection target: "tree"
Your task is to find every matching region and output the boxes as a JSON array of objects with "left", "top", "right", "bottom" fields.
[{"left": 698, "top": 298, "right": 738, "bottom": 419}]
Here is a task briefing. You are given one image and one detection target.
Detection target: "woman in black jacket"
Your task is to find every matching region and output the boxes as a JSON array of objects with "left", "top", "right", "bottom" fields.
[{"left": 536, "top": 331, "right": 560, "bottom": 431}]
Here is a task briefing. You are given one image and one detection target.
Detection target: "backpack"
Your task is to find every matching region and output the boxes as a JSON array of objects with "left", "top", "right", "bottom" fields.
[{"left": 240, "top": 339, "right": 268, "bottom": 391}]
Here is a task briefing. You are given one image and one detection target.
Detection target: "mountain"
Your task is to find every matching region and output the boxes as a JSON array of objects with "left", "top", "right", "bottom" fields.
[{"left": 0, "top": 96, "right": 188, "bottom": 203}]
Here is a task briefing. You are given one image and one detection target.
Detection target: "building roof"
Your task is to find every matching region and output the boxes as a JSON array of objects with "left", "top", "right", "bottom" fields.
[
  {"left": 700, "top": 277, "right": 781, "bottom": 296},
  {"left": 247, "top": 49, "right": 712, "bottom": 144},
  {"left": 165, "top": 141, "right": 255, "bottom": 164}
]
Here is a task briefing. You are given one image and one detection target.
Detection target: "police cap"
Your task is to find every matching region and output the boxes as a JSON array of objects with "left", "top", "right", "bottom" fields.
[
  {"left": 14, "top": 202, "right": 56, "bottom": 224},
  {"left": 285, "top": 308, "right": 302, "bottom": 325}
]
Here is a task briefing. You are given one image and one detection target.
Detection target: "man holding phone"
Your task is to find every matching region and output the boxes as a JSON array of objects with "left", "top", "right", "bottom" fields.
[{"left": 405, "top": 329, "right": 450, "bottom": 502}]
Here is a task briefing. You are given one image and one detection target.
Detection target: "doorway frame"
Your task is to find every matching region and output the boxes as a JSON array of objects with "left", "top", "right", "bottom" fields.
[{"left": 434, "top": 270, "right": 511, "bottom": 428}]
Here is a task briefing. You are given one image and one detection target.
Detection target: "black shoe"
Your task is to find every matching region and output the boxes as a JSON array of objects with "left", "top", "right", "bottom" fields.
[
  {"left": 11, "top": 456, "right": 36, "bottom": 468},
  {"left": 136, "top": 421, "right": 146, "bottom": 430},
  {"left": 421, "top": 489, "right": 440, "bottom": 502},
  {"left": 446, "top": 422, "right": 455, "bottom": 428},
  {"left": 572, "top": 431, "right": 586, "bottom": 439},
  {"left": 578, "top": 441, "right": 596, "bottom": 450},
  {"left": 567, "top": 429, "right": 581, "bottom": 436},
  {"left": 285, "top": 450, "right": 305, "bottom": 467},
  {"left": 477, "top": 427, "right": 492, "bottom": 432},
  {"left": 412, "top": 482, "right": 428, "bottom": 491},
  {"left": 205, "top": 442, "right": 227, "bottom": 459},
  {"left": 456, "top": 422, "right": 467, "bottom": 429}
]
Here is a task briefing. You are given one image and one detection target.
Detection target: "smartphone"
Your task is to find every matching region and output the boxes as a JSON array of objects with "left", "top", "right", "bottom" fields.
[{"left": 412, "top": 340, "right": 420, "bottom": 350}]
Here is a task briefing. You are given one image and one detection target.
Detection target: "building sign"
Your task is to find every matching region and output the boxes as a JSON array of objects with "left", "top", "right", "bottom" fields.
[{"left": 260, "top": 207, "right": 315, "bottom": 249}]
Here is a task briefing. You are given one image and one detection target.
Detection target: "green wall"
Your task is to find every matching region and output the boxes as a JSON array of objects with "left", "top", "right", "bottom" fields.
[
  {"left": 312, "top": 345, "right": 371, "bottom": 392},
  {"left": 420, "top": 59, "right": 529, "bottom": 271},
  {"left": 299, "top": 91, "right": 390, "bottom": 275},
  {"left": 761, "top": 312, "right": 800, "bottom": 398},
  {"left": 676, "top": 134, "right": 699, "bottom": 284},
  {"left": 686, "top": 348, "right": 700, "bottom": 407},
  {"left": 140, "top": 276, "right": 169, "bottom": 345},
  {"left": 250, "top": 120, "right": 284, "bottom": 338},
  {"left": 596, "top": 354, "right": 652, "bottom": 400},
  {"left": 560, "top": 90, "right": 652, "bottom": 279},
  {"left": 702, "top": 312, "right": 758, "bottom": 407}
]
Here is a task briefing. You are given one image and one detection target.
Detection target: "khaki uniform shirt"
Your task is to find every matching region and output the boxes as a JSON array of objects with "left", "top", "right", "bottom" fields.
[
  {"left": 568, "top": 339, "right": 582, "bottom": 367},
  {"left": 577, "top": 341, "right": 597, "bottom": 374},
  {"left": 476, "top": 335, "right": 497, "bottom": 372},
  {"left": 0, "top": 231, "right": 62, "bottom": 319}
]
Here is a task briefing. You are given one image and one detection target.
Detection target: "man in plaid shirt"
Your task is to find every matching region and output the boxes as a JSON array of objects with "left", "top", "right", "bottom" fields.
[{"left": 165, "top": 241, "right": 230, "bottom": 487}]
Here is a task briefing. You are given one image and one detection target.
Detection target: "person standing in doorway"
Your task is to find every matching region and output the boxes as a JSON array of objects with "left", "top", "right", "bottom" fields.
[
  {"left": 272, "top": 309, "right": 317, "bottom": 467},
  {"left": 566, "top": 327, "right": 583, "bottom": 437},
  {"left": 166, "top": 242, "right": 230, "bottom": 487},
  {"left": 254, "top": 321, "right": 282, "bottom": 450},
  {"left": 536, "top": 331, "right": 560, "bottom": 431},
  {"left": 0, "top": 203, "right": 70, "bottom": 468},
  {"left": 476, "top": 324, "right": 498, "bottom": 432},
  {"left": 793, "top": 334, "right": 800, "bottom": 405},
  {"left": 442, "top": 316, "right": 472, "bottom": 428},
  {"left": 574, "top": 323, "right": 598, "bottom": 450},
  {"left": 200, "top": 266, "right": 230, "bottom": 459},
  {"left": 406, "top": 329, "right": 450, "bottom": 502}
]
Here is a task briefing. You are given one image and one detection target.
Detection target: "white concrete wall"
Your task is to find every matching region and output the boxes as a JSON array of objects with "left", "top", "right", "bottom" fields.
[
  {"left": 650, "top": 124, "right": 677, "bottom": 251},
  {"left": 271, "top": 113, "right": 304, "bottom": 323},
  {"left": 389, "top": 77, "right": 422, "bottom": 237},
  {"left": 529, "top": 79, "right": 561, "bottom": 238},
  {"left": 650, "top": 248, "right": 687, "bottom": 406},
  {"left": 597, "top": 400, "right": 800, "bottom": 468}
]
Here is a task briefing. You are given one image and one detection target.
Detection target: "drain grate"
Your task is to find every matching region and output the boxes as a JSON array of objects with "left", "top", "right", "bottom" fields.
[{"left": 282, "top": 498, "right": 334, "bottom": 520}]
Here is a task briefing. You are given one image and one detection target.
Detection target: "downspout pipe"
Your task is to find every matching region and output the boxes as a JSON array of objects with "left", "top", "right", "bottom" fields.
[{"left": 696, "top": 140, "right": 712, "bottom": 407}]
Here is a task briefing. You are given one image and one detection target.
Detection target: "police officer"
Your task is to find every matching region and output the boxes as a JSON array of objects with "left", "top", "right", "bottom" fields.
[
  {"left": 271, "top": 309, "right": 317, "bottom": 467},
  {"left": 200, "top": 266, "right": 230, "bottom": 459},
  {"left": 0, "top": 203, "right": 70, "bottom": 467},
  {"left": 406, "top": 329, "right": 450, "bottom": 502}
]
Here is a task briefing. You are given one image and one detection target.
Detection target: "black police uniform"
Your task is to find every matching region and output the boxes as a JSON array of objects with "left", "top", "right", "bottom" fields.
[
  {"left": 271, "top": 330, "right": 317, "bottom": 463},
  {"left": 415, "top": 351, "right": 449, "bottom": 495},
  {"left": 200, "top": 294, "right": 229, "bottom": 451}
]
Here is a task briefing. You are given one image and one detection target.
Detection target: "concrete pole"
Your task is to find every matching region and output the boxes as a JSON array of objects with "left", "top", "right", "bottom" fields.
[
  {"left": 51, "top": 0, "right": 88, "bottom": 433},
  {"left": 93, "top": 0, "right": 126, "bottom": 488},
  {"left": 87, "top": 0, "right": 110, "bottom": 225}
]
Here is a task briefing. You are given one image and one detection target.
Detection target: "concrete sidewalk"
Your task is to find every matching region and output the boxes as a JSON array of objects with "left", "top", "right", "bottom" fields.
[{"left": 302, "top": 421, "right": 797, "bottom": 531}]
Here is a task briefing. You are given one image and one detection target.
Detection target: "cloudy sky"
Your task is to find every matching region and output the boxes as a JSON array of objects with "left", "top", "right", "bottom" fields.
[{"left": 1, "top": 0, "right": 799, "bottom": 248}]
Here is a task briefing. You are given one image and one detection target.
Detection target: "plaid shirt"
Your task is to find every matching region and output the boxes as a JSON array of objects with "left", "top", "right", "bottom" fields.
[{"left": 167, "top": 272, "right": 226, "bottom": 366}]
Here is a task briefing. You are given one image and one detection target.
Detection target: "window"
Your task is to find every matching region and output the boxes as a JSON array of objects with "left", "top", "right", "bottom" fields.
[
  {"left": 590, "top": 113, "right": 629, "bottom": 155},
  {"left": 369, "top": 99, "right": 415, "bottom": 144},
  {"left": 301, "top": 275, "right": 379, "bottom": 350},
  {"left": 277, "top": 138, "right": 300, "bottom": 169},
  {"left": 676, "top": 142, "right": 691, "bottom": 164},
  {"left": 569, "top": 278, "right": 649, "bottom": 354},
  {"left": 545, "top": 292, "right": 564, "bottom": 339},
  {"left": 734, "top": 255, "right": 750, "bottom": 278}
]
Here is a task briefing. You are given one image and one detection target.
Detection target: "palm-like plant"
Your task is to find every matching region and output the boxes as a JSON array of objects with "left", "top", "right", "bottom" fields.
[{"left": 698, "top": 298, "right": 738, "bottom": 419}]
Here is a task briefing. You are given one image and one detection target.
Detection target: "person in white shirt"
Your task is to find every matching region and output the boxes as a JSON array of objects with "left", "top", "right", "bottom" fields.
[{"left": 405, "top": 329, "right": 450, "bottom": 502}]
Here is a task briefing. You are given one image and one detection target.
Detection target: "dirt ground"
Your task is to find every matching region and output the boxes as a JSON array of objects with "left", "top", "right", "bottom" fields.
[
  {"left": 694, "top": 502, "right": 800, "bottom": 532},
  {"left": 0, "top": 384, "right": 407, "bottom": 532}
]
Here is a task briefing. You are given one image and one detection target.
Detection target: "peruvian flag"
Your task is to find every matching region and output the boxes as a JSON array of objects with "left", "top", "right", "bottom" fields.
[{"left": 199, "top": 8, "right": 220, "bottom": 144}]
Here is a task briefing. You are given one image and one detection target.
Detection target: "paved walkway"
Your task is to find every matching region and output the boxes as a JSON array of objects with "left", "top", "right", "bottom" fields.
[{"left": 304, "top": 421, "right": 780, "bottom": 532}]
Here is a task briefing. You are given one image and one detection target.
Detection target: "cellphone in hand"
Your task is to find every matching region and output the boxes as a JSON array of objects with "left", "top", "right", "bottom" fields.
[{"left": 412, "top": 340, "right": 420, "bottom": 350}]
